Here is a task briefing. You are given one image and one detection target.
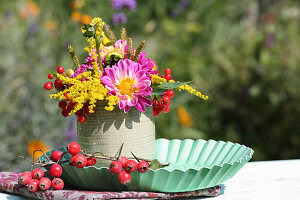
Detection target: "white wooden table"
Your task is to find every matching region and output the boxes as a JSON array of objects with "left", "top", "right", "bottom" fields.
[{"left": 1, "top": 159, "right": 299, "bottom": 200}]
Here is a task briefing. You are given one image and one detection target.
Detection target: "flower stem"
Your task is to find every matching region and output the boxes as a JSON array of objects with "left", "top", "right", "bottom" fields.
[{"left": 95, "top": 36, "right": 104, "bottom": 71}]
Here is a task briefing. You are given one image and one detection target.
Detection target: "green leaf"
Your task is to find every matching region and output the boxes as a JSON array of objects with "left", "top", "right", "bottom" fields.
[
  {"left": 158, "top": 81, "right": 192, "bottom": 89},
  {"left": 151, "top": 87, "right": 166, "bottom": 95},
  {"left": 149, "top": 159, "right": 164, "bottom": 170}
]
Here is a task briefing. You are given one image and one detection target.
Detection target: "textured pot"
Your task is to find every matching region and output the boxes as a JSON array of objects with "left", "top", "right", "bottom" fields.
[{"left": 77, "top": 101, "right": 155, "bottom": 166}]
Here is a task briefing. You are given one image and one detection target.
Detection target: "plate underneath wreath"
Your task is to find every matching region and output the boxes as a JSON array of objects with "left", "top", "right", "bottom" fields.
[{"left": 40, "top": 139, "right": 253, "bottom": 192}]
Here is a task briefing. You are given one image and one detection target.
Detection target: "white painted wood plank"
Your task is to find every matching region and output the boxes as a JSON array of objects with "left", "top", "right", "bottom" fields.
[{"left": 211, "top": 159, "right": 300, "bottom": 200}]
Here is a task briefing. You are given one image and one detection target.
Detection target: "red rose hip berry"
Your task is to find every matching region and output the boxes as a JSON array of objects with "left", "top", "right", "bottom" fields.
[
  {"left": 51, "top": 150, "right": 63, "bottom": 162},
  {"left": 18, "top": 171, "right": 32, "bottom": 185},
  {"left": 164, "top": 68, "right": 172, "bottom": 75},
  {"left": 78, "top": 115, "right": 86, "bottom": 124},
  {"left": 163, "top": 96, "right": 170, "bottom": 104},
  {"left": 39, "top": 177, "right": 51, "bottom": 190},
  {"left": 49, "top": 164, "right": 62, "bottom": 177},
  {"left": 124, "top": 160, "right": 137, "bottom": 173},
  {"left": 165, "top": 74, "right": 172, "bottom": 81},
  {"left": 86, "top": 156, "right": 97, "bottom": 166},
  {"left": 72, "top": 154, "right": 87, "bottom": 168},
  {"left": 32, "top": 168, "right": 44, "bottom": 180},
  {"left": 118, "top": 170, "right": 131, "bottom": 185},
  {"left": 58, "top": 100, "right": 67, "bottom": 109},
  {"left": 137, "top": 161, "right": 149, "bottom": 173},
  {"left": 48, "top": 74, "right": 54, "bottom": 79},
  {"left": 166, "top": 90, "right": 174, "bottom": 98},
  {"left": 27, "top": 179, "right": 40, "bottom": 192},
  {"left": 44, "top": 82, "right": 53, "bottom": 90},
  {"left": 52, "top": 178, "right": 64, "bottom": 190},
  {"left": 119, "top": 156, "right": 128, "bottom": 168},
  {"left": 57, "top": 66, "right": 64, "bottom": 74},
  {"left": 109, "top": 161, "right": 122, "bottom": 174},
  {"left": 68, "top": 142, "right": 81, "bottom": 155}
]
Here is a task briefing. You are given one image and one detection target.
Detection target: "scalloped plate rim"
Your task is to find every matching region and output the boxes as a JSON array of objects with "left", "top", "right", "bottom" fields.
[{"left": 40, "top": 138, "right": 254, "bottom": 173}]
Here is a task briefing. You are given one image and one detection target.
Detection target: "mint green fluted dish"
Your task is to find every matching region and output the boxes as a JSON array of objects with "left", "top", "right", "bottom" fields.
[{"left": 40, "top": 139, "right": 253, "bottom": 192}]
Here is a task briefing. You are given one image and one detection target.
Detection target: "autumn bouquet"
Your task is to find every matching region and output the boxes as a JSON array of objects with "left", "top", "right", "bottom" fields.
[{"left": 43, "top": 17, "right": 208, "bottom": 166}]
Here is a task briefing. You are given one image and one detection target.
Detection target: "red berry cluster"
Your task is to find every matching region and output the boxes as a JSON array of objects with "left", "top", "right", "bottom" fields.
[
  {"left": 18, "top": 170, "right": 64, "bottom": 192},
  {"left": 44, "top": 66, "right": 65, "bottom": 91},
  {"left": 67, "top": 142, "right": 97, "bottom": 168},
  {"left": 153, "top": 89, "right": 174, "bottom": 117},
  {"left": 161, "top": 68, "right": 172, "bottom": 81},
  {"left": 44, "top": 66, "right": 92, "bottom": 124},
  {"left": 108, "top": 156, "right": 149, "bottom": 185}
]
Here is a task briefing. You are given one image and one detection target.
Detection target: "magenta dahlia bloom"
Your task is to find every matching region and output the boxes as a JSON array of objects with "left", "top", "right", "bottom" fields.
[
  {"left": 137, "top": 52, "right": 159, "bottom": 76},
  {"left": 101, "top": 59, "right": 152, "bottom": 112}
]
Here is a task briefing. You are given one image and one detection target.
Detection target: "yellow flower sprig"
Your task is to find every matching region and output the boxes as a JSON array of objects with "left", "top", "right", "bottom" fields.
[
  {"left": 150, "top": 74, "right": 208, "bottom": 100},
  {"left": 150, "top": 74, "right": 167, "bottom": 85},
  {"left": 177, "top": 84, "right": 209, "bottom": 100},
  {"left": 50, "top": 72, "right": 120, "bottom": 114}
]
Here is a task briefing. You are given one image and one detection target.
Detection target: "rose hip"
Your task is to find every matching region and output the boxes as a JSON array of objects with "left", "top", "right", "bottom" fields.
[
  {"left": 27, "top": 179, "right": 39, "bottom": 192},
  {"left": 32, "top": 168, "right": 44, "bottom": 180},
  {"left": 68, "top": 142, "right": 81, "bottom": 155},
  {"left": 51, "top": 150, "right": 63, "bottom": 162},
  {"left": 18, "top": 171, "right": 32, "bottom": 185},
  {"left": 39, "top": 177, "right": 51, "bottom": 190},
  {"left": 119, "top": 156, "right": 128, "bottom": 168},
  {"left": 124, "top": 160, "right": 137, "bottom": 173},
  {"left": 52, "top": 178, "right": 64, "bottom": 190},
  {"left": 137, "top": 161, "right": 149, "bottom": 173},
  {"left": 49, "top": 164, "right": 62, "bottom": 177},
  {"left": 109, "top": 161, "right": 122, "bottom": 174},
  {"left": 72, "top": 154, "right": 87, "bottom": 168},
  {"left": 118, "top": 170, "right": 131, "bottom": 185}
]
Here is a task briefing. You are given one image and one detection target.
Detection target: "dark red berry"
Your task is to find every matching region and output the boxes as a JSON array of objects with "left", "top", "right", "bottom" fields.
[
  {"left": 32, "top": 168, "right": 44, "bottom": 180},
  {"left": 39, "top": 177, "right": 51, "bottom": 190},
  {"left": 66, "top": 104, "right": 73, "bottom": 112},
  {"left": 164, "top": 68, "right": 171, "bottom": 75},
  {"left": 125, "top": 160, "right": 137, "bottom": 173},
  {"left": 68, "top": 142, "right": 81, "bottom": 155},
  {"left": 72, "top": 154, "right": 87, "bottom": 168},
  {"left": 44, "top": 82, "right": 53, "bottom": 90},
  {"left": 86, "top": 156, "right": 97, "bottom": 166},
  {"left": 166, "top": 90, "right": 174, "bottom": 98},
  {"left": 119, "top": 156, "right": 128, "bottom": 168},
  {"left": 70, "top": 100, "right": 77, "bottom": 107},
  {"left": 109, "top": 161, "right": 122, "bottom": 174},
  {"left": 58, "top": 100, "right": 67, "bottom": 109},
  {"left": 49, "top": 164, "right": 62, "bottom": 177},
  {"left": 75, "top": 109, "right": 83, "bottom": 116},
  {"left": 52, "top": 178, "right": 64, "bottom": 190},
  {"left": 27, "top": 179, "right": 39, "bottom": 192},
  {"left": 57, "top": 66, "right": 64, "bottom": 74},
  {"left": 54, "top": 79, "right": 64, "bottom": 90},
  {"left": 18, "top": 171, "right": 32, "bottom": 185},
  {"left": 137, "top": 161, "right": 149, "bottom": 173},
  {"left": 51, "top": 151, "right": 63, "bottom": 162},
  {"left": 163, "top": 96, "right": 170, "bottom": 103},
  {"left": 48, "top": 74, "right": 54, "bottom": 79},
  {"left": 118, "top": 170, "right": 131, "bottom": 185},
  {"left": 166, "top": 107, "right": 170, "bottom": 113},
  {"left": 165, "top": 74, "right": 172, "bottom": 81},
  {"left": 78, "top": 115, "right": 86, "bottom": 124},
  {"left": 61, "top": 109, "right": 69, "bottom": 117}
]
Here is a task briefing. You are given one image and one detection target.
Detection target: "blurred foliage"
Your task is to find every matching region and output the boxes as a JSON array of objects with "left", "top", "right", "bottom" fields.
[{"left": 0, "top": 0, "right": 299, "bottom": 171}]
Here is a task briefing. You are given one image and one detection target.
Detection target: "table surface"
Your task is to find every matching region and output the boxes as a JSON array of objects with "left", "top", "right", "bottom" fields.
[{"left": 1, "top": 159, "right": 300, "bottom": 200}]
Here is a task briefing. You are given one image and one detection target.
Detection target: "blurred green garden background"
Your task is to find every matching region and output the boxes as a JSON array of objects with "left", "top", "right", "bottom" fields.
[{"left": 0, "top": 0, "right": 299, "bottom": 171}]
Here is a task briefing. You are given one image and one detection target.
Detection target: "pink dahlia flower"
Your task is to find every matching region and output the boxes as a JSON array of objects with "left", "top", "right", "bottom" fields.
[
  {"left": 101, "top": 59, "right": 152, "bottom": 112},
  {"left": 137, "top": 52, "right": 158, "bottom": 76}
]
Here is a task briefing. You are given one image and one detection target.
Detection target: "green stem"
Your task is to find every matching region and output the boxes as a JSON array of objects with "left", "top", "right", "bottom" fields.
[{"left": 95, "top": 36, "right": 104, "bottom": 71}]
